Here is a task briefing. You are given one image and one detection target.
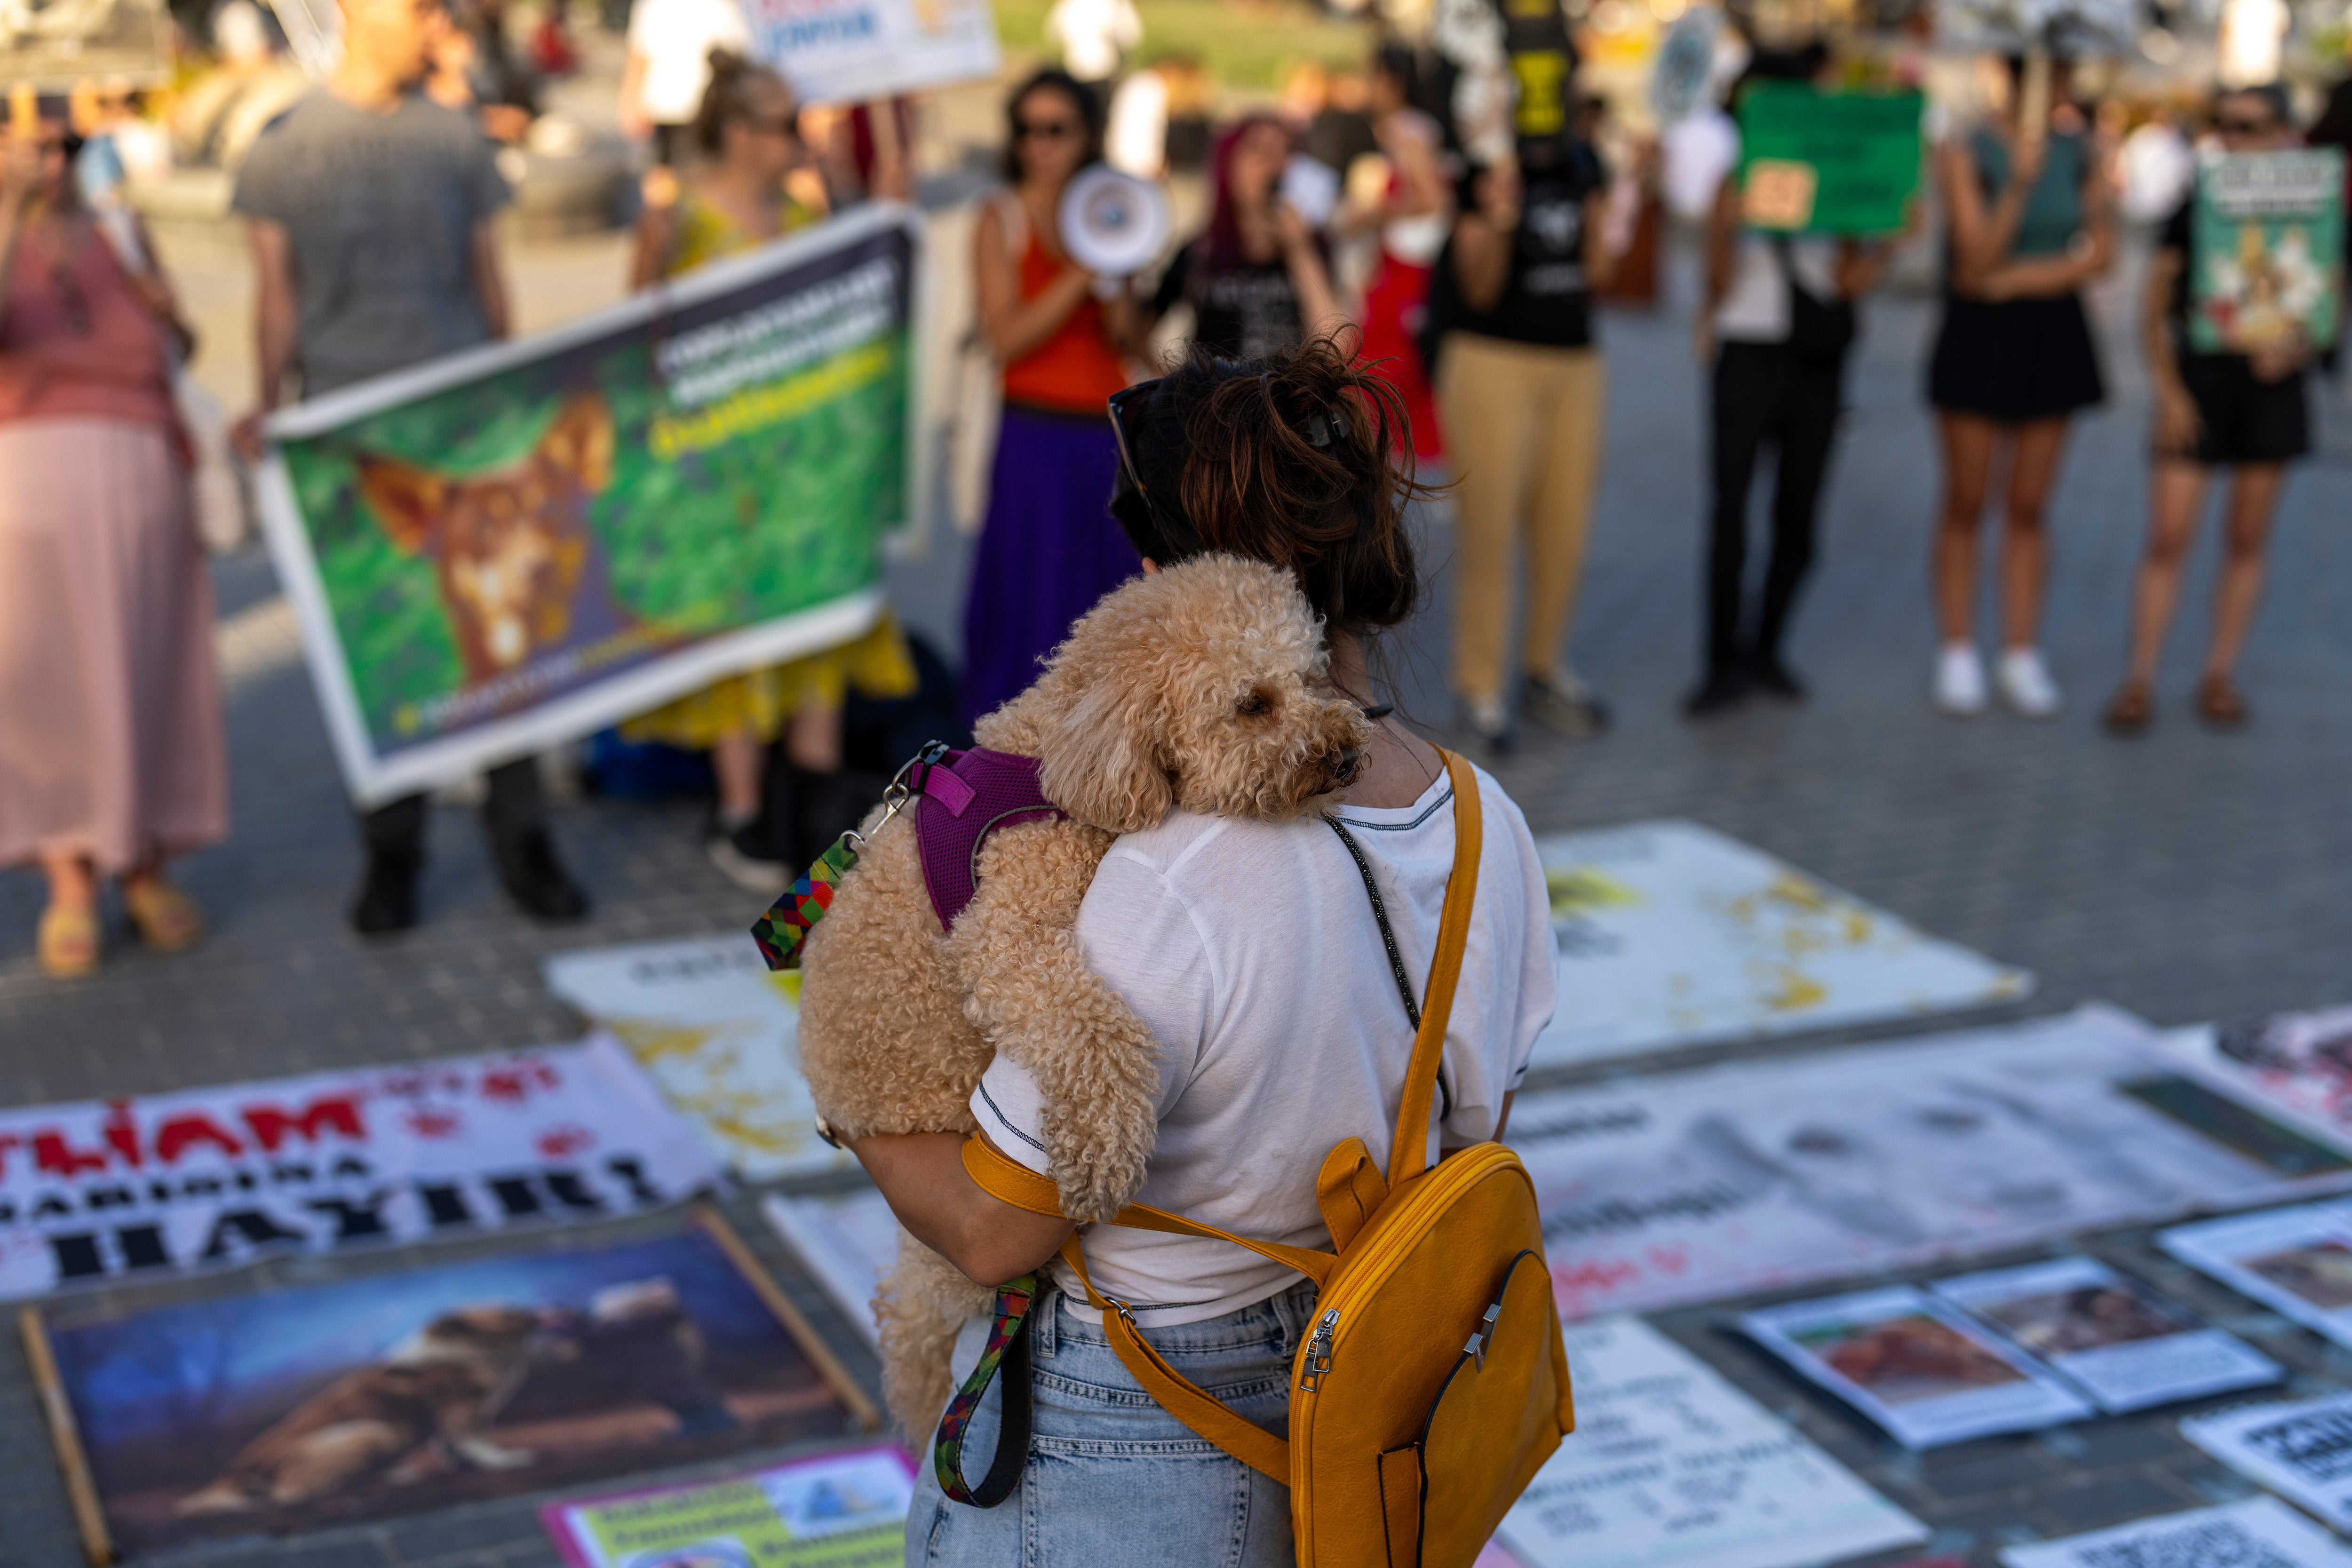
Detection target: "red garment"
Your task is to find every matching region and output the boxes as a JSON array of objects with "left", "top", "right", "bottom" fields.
[
  {"left": 1359, "top": 250, "right": 1444, "bottom": 463},
  {"left": 0, "top": 217, "right": 176, "bottom": 432},
  {"left": 1000, "top": 229, "right": 1128, "bottom": 414}
]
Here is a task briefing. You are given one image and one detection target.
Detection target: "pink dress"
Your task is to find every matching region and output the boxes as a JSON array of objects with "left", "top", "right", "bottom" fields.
[{"left": 0, "top": 216, "right": 226, "bottom": 874}]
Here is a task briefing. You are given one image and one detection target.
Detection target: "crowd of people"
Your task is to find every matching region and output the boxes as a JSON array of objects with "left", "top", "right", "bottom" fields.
[{"left": 0, "top": 0, "right": 2334, "bottom": 982}]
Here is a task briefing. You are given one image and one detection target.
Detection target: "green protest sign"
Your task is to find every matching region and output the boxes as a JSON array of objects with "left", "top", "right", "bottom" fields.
[
  {"left": 2190, "top": 148, "right": 2344, "bottom": 354},
  {"left": 1736, "top": 84, "right": 1923, "bottom": 236},
  {"left": 258, "top": 206, "right": 918, "bottom": 806}
]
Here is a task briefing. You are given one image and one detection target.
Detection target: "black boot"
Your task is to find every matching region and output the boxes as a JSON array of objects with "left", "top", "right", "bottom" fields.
[
  {"left": 350, "top": 848, "right": 423, "bottom": 935},
  {"left": 492, "top": 829, "right": 590, "bottom": 923},
  {"left": 1681, "top": 664, "right": 1750, "bottom": 719}
]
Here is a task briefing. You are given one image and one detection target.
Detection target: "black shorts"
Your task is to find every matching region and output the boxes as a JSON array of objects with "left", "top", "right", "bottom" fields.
[
  {"left": 1928, "top": 293, "right": 2105, "bottom": 422},
  {"left": 2172, "top": 352, "right": 2310, "bottom": 465}
]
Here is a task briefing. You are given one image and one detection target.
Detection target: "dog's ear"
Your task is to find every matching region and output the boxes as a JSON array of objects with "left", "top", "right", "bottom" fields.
[
  {"left": 539, "top": 393, "right": 614, "bottom": 492},
  {"left": 1036, "top": 678, "right": 1175, "bottom": 833},
  {"left": 355, "top": 456, "right": 447, "bottom": 557}
]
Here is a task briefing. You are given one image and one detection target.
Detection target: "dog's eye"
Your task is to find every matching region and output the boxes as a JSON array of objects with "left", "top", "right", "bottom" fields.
[{"left": 1236, "top": 690, "right": 1273, "bottom": 716}]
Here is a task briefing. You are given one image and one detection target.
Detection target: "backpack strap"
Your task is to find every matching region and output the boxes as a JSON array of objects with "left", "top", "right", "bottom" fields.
[{"left": 1386, "top": 748, "right": 1482, "bottom": 1188}]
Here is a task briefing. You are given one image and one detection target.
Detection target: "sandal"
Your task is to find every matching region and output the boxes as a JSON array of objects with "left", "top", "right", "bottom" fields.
[
  {"left": 2195, "top": 673, "right": 2250, "bottom": 730},
  {"left": 2102, "top": 680, "right": 2154, "bottom": 736},
  {"left": 37, "top": 905, "right": 99, "bottom": 978},
  {"left": 124, "top": 879, "right": 205, "bottom": 953}
]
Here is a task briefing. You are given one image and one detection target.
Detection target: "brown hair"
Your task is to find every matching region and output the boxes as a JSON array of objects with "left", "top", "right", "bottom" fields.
[
  {"left": 1110, "top": 337, "right": 1431, "bottom": 637},
  {"left": 694, "top": 48, "right": 794, "bottom": 158}
]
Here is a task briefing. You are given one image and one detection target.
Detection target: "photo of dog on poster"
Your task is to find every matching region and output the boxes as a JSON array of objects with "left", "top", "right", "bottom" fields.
[{"left": 36, "top": 1221, "right": 865, "bottom": 1554}]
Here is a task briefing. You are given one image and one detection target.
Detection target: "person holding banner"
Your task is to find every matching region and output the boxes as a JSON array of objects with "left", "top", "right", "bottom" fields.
[
  {"left": 1926, "top": 54, "right": 2113, "bottom": 719},
  {"left": 0, "top": 98, "right": 224, "bottom": 978},
  {"left": 2106, "top": 86, "right": 2312, "bottom": 734},
  {"left": 233, "top": 0, "right": 589, "bottom": 934},
  {"left": 624, "top": 49, "right": 918, "bottom": 888},
  {"left": 961, "top": 68, "right": 1143, "bottom": 727}
]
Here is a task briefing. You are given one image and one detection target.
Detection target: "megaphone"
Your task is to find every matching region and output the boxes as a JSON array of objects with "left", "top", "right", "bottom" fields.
[{"left": 1060, "top": 164, "right": 1171, "bottom": 279}]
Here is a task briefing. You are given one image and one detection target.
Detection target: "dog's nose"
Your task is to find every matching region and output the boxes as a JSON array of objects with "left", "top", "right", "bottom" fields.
[{"left": 1326, "top": 747, "right": 1361, "bottom": 785}]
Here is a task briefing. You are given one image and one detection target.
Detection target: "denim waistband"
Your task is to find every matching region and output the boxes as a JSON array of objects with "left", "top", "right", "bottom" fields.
[{"left": 1040, "top": 1277, "right": 1321, "bottom": 1361}]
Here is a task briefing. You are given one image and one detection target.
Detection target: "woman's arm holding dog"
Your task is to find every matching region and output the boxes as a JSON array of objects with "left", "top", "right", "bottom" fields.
[{"left": 852, "top": 1131, "right": 1076, "bottom": 1287}]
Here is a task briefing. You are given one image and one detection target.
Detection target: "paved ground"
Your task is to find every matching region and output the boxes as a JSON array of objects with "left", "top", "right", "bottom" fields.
[{"left": 3, "top": 209, "right": 2351, "bottom": 1565}]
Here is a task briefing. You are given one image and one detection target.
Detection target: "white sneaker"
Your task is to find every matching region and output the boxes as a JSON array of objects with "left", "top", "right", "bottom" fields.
[
  {"left": 1996, "top": 646, "right": 2062, "bottom": 719},
  {"left": 1933, "top": 643, "right": 1987, "bottom": 716},
  {"left": 1464, "top": 693, "right": 1513, "bottom": 756}
]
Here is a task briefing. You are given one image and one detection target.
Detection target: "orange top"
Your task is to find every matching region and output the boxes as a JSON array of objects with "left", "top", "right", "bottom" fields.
[
  {"left": 0, "top": 218, "right": 175, "bottom": 431},
  {"left": 1000, "top": 229, "right": 1128, "bottom": 415}
]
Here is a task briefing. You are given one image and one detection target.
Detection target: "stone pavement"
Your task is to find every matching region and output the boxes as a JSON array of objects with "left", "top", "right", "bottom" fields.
[{"left": 3, "top": 228, "right": 2351, "bottom": 1565}]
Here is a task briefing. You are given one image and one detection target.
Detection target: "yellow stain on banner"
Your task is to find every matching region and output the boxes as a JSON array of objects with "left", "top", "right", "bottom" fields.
[
  {"left": 649, "top": 339, "right": 897, "bottom": 462},
  {"left": 1548, "top": 865, "right": 1641, "bottom": 921}
]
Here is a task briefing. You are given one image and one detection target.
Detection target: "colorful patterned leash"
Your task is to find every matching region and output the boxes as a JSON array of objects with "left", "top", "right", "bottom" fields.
[
  {"left": 750, "top": 740, "right": 949, "bottom": 971},
  {"left": 933, "top": 1272, "right": 1040, "bottom": 1507}
]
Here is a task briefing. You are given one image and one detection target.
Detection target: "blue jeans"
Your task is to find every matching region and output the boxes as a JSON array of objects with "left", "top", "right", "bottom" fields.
[{"left": 906, "top": 1281, "right": 1316, "bottom": 1566}]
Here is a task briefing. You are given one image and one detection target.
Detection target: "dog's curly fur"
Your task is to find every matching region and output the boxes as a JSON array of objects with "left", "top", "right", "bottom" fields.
[{"left": 795, "top": 555, "right": 1372, "bottom": 1437}]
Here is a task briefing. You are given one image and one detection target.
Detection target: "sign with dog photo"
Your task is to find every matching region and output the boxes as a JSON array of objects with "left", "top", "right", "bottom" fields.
[
  {"left": 257, "top": 205, "right": 920, "bottom": 806},
  {"left": 541, "top": 1442, "right": 914, "bottom": 1566},
  {"left": 24, "top": 1210, "right": 875, "bottom": 1560}
]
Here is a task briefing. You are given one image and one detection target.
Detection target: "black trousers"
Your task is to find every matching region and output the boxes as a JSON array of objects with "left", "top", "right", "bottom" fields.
[
  {"left": 1706, "top": 339, "right": 1848, "bottom": 672},
  {"left": 362, "top": 757, "right": 543, "bottom": 861}
]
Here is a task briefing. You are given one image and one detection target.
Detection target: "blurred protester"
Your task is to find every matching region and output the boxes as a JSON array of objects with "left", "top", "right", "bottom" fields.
[
  {"left": 0, "top": 101, "right": 223, "bottom": 978},
  {"left": 172, "top": 0, "right": 309, "bottom": 172},
  {"left": 1147, "top": 115, "right": 1344, "bottom": 359},
  {"left": 624, "top": 50, "right": 916, "bottom": 887},
  {"left": 1686, "top": 48, "right": 1897, "bottom": 717},
  {"left": 961, "top": 69, "right": 1141, "bottom": 726},
  {"left": 1340, "top": 43, "right": 1449, "bottom": 463},
  {"left": 2106, "top": 86, "right": 2308, "bottom": 734},
  {"left": 1043, "top": 0, "right": 1140, "bottom": 95},
  {"left": 1426, "top": 132, "right": 1616, "bottom": 751},
  {"left": 618, "top": 0, "right": 747, "bottom": 163},
  {"left": 428, "top": 0, "right": 538, "bottom": 142},
  {"left": 234, "top": 0, "right": 588, "bottom": 934},
  {"left": 1925, "top": 54, "right": 2112, "bottom": 718},
  {"left": 1307, "top": 67, "right": 1378, "bottom": 177}
]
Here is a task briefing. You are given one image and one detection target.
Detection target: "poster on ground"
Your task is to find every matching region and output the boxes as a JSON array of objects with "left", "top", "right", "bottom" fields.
[
  {"left": 2162, "top": 1007, "right": 2352, "bottom": 1156},
  {"left": 1512, "top": 1006, "right": 2352, "bottom": 1320},
  {"left": 0, "top": 0, "right": 169, "bottom": 89},
  {"left": 1931, "top": 1256, "right": 2281, "bottom": 1413},
  {"left": 744, "top": 0, "right": 999, "bottom": 106},
  {"left": 1739, "top": 1285, "right": 2092, "bottom": 1447},
  {"left": 762, "top": 1190, "right": 899, "bottom": 1348},
  {"left": 2000, "top": 1497, "right": 2352, "bottom": 1568},
  {"left": 1735, "top": 85, "right": 1924, "bottom": 234},
  {"left": 1529, "top": 820, "right": 2030, "bottom": 1069},
  {"left": 0, "top": 1036, "right": 720, "bottom": 1301},
  {"left": 2184, "top": 1393, "right": 2352, "bottom": 1533},
  {"left": 32, "top": 1212, "right": 869, "bottom": 1559},
  {"left": 543, "top": 1443, "right": 915, "bottom": 1567},
  {"left": 258, "top": 205, "right": 919, "bottom": 806},
  {"left": 2158, "top": 1201, "right": 2352, "bottom": 1350},
  {"left": 1493, "top": 1315, "right": 1926, "bottom": 1568},
  {"left": 544, "top": 934, "right": 850, "bottom": 1181},
  {"left": 2190, "top": 149, "right": 2344, "bottom": 354}
]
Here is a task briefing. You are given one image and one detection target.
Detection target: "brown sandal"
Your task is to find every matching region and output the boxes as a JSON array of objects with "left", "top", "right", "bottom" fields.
[
  {"left": 37, "top": 905, "right": 99, "bottom": 978},
  {"left": 2196, "top": 674, "right": 2250, "bottom": 730},
  {"left": 124, "top": 879, "right": 205, "bottom": 953},
  {"left": 2102, "top": 681, "right": 2154, "bottom": 736}
]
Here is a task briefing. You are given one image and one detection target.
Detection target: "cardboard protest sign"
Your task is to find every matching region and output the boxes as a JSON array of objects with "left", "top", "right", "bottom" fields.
[
  {"left": 1736, "top": 85, "right": 1923, "bottom": 235},
  {"left": 2184, "top": 1392, "right": 2352, "bottom": 1532},
  {"left": 2190, "top": 149, "right": 2344, "bottom": 354},
  {"left": 26, "top": 1210, "right": 872, "bottom": 1560},
  {"left": 1530, "top": 820, "right": 2029, "bottom": 1069},
  {"left": 258, "top": 205, "right": 920, "bottom": 806},
  {"left": 0, "top": 1036, "right": 720, "bottom": 1299},
  {"left": 1513, "top": 1006, "right": 2352, "bottom": 1321},
  {"left": 762, "top": 1190, "right": 898, "bottom": 1347},
  {"left": 2001, "top": 1498, "right": 2352, "bottom": 1568},
  {"left": 745, "top": 0, "right": 1000, "bottom": 106},
  {"left": 1495, "top": 1315, "right": 1926, "bottom": 1568},
  {"left": 544, "top": 934, "right": 850, "bottom": 1180},
  {"left": 542, "top": 1443, "right": 915, "bottom": 1567},
  {"left": 0, "top": 0, "right": 169, "bottom": 89}
]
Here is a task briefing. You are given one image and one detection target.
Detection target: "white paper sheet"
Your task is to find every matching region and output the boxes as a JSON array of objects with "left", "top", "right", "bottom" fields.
[
  {"left": 2000, "top": 1497, "right": 2352, "bottom": 1568},
  {"left": 1740, "top": 1285, "right": 2093, "bottom": 1447},
  {"left": 545, "top": 934, "right": 851, "bottom": 1180},
  {"left": 1515, "top": 1006, "right": 2352, "bottom": 1320},
  {"left": 1530, "top": 820, "right": 2031, "bottom": 1067},
  {"left": 2185, "top": 1393, "right": 2352, "bottom": 1532},
  {"left": 2161, "top": 1010, "right": 2352, "bottom": 1159},
  {"left": 762, "top": 1189, "right": 901, "bottom": 1347},
  {"left": 1932, "top": 1256, "right": 2282, "bottom": 1413},
  {"left": 2159, "top": 1201, "right": 2352, "bottom": 1350},
  {"left": 1494, "top": 1316, "right": 1925, "bottom": 1568}
]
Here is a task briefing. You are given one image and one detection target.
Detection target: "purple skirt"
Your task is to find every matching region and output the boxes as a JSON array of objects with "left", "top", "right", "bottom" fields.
[{"left": 960, "top": 405, "right": 1141, "bottom": 726}]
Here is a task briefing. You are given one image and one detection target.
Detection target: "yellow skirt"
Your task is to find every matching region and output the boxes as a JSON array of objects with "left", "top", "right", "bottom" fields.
[{"left": 619, "top": 615, "right": 919, "bottom": 749}]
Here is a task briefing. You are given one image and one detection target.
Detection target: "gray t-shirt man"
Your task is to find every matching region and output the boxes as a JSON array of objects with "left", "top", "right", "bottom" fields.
[{"left": 233, "top": 90, "right": 510, "bottom": 396}]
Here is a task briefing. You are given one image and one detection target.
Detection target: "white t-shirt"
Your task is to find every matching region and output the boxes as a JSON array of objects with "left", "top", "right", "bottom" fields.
[
  {"left": 629, "top": 0, "right": 752, "bottom": 127},
  {"left": 1715, "top": 231, "right": 1842, "bottom": 343},
  {"left": 970, "top": 764, "right": 1556, "bottom": 1326}
]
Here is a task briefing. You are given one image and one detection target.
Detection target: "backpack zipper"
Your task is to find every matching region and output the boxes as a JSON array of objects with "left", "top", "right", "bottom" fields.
[{"left": 1299, "top": 1309, "right": 1340, "bottom": 1392}]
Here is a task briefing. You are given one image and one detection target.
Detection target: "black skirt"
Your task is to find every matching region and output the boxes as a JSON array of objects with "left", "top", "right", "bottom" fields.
[{"left": 1927, "top": 293, "right": 2106, "bottom": 422}]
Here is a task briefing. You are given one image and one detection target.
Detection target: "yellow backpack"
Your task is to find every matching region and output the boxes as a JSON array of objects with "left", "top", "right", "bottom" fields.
[{"left": 963, "top": 747, "right": 1574, "bottom": 1567}]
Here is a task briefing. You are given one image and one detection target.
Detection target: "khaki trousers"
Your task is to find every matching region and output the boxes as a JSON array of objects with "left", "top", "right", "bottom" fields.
[{"left": 1435, "top": 333, "right": 1605, "bottom": 703}]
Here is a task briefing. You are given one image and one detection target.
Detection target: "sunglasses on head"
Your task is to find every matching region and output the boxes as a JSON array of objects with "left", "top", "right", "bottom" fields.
[{"left": 1106, "top": 380, "right": 1159, "bottom": 501}]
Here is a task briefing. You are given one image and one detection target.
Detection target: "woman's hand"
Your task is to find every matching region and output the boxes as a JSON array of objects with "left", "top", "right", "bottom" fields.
[
  {"left": 2153, "top": 382, "right": 2201, "bottom": 455},
  {"left": 2250, "top": 343, "right": 2311, "bottom": 383},
  {"left": 1273, "top": 198, "right": 1315, "bottom": 258}
]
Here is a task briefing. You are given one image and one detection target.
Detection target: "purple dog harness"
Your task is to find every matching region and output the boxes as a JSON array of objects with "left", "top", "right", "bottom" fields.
[{"left": 905, "top": 746, "right": 1064, "bottom": 931}]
